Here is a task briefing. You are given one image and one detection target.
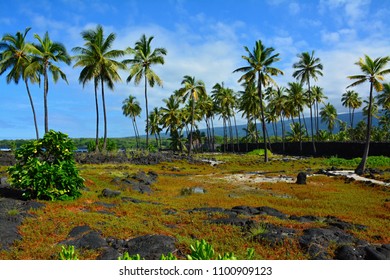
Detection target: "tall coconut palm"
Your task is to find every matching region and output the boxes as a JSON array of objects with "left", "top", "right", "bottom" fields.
[
  {"left": 123, "top": 34, "right": 167, "bottom": 148},
  {"left": 122, "top": 95, "right": 142, "bottom": 148},
  {"left": 341, "top": 90, "right": 362, "bottom": 128},
  {"left": 238, "top": 81, "right": 260, "bottom": 144},
  {"left": 160, "top": 94, "right": 184, "bottom": 152},
  {"left": 320, "top": 103, "right": 338, "bottom": 134},
  {"left": 72, "top": 25, "right": 125, "bottom": 151},
  {"left": 177, "top": 75, "right": 206, "bottom": 155},
  {"left": 233, "top": 40, "right": 283, "bottom": 162},
  {"left": 347, "top": 55, "right": 390, "bottom": 175},
  {"left": 27, "top": 31, "right": 71, "bottom": 134},
  {"left": 311, "top": 85, "right": 327, "bottom": 136},
  {"left": 148, "top": 107, "right": 163, "bottom": 148},
  {"left": 293, "top": 51, "right": 323, "bottom": 154},
  {"left": 285, "top": 82, "right": 306, "bottom": 152},
  {"left": 0, "top": 27, "right": 39, "bottom": 139}
]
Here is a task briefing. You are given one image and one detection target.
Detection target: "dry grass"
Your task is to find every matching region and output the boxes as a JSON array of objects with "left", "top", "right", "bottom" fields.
[{"left": 0, "top": 154, "right": 389, "bottom": 259}]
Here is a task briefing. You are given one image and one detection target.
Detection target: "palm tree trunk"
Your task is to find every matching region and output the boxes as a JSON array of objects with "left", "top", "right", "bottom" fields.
[
  {"left": 307, "top": 80, "right": 317, "bottom": 154},
  {"left": 211, "top": 116, "right": 215, "bottom": 152},
  {"left": 25, "top": 80, "right": 39, "bottom": 140},
  {"left": 144, "top": 76, "right": 149, "bottom": 148},
  {"left": 298, "top": 114, "right": 303, "bottom": 153},
  {"left": 258, "top": 72, "right": 268, "bottom": 162},
  {"left": 101, "top": 79, "right": 107, "bottom": 151},
  {"left": 188, "top": 95, "right": 195, "bottom": 155},
  {"left": 94, "top": 80, "right": 99, "bottom": 152},
  {"left": 281, "top": 115, "right": 286, "bottom": 152},
  {"left": 355, "top": 83, "right": 374, "bottom": 175},
  {"left": 44, "top": 68, "right": 49, "bottom": 134},
  {"left": 233, "top": 113, "right": 240, "bottom": 152}
]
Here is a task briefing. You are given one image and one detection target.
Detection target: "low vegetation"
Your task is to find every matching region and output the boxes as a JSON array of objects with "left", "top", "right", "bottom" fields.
[{"left": 0, "top": 151, "right": 389, "bottom": 260}]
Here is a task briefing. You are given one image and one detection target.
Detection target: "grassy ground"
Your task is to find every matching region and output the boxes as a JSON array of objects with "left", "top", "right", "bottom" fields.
[{"left": 0, "top": 153, "right": 389, "bottom": 260}]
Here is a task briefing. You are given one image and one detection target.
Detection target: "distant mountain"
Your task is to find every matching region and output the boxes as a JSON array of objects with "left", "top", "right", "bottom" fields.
[{"left": 201, "top": 111, "right": 380, "bottom": 138}]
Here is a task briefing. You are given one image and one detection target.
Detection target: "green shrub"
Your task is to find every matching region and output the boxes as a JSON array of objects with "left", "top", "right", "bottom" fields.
[
  {"left": 247, "top": 149, "right": 273, "bottom": 157},
  {"left": 118, "top": 252, "right": 143, "bottom": 260},
  {"left": 7, "top": 130, "right": 84, "bottom": 201},
  {"left": 59, "top": 245, "right": 78, "bottom": 260},
  {"left": 87, "top": 138, "right": 117, "bottom": 152},
  {"left": 325, "top": 156, "right": 390, "bottom": 169}
]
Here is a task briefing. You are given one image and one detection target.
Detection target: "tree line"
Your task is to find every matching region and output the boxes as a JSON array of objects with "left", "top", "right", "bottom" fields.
[{"left": 1, "top": 25, "right": 390, "bottom": 174}]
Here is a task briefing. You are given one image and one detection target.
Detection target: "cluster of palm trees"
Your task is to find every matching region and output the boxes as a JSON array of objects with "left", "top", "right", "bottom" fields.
[{"left": 1, "top": 25, "right": 390, "bottom": 173}]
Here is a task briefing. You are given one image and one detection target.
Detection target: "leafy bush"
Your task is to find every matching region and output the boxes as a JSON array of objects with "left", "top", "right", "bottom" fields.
[
  {"left": 8, "top": 130, "right": 84, "bottom": 201},
  {"left": 87, "top": 138, "right": 117, "bottom": 152},
  {"left": 325, "top": 156, "right": 390, "bottom": 169},
  {"left": 59, "top": 245, "right": 78, "bottom": 260},
  {"left": 247, "top": 149, "right": 273, "bottom": 157},
  {"left": 118, "top": 252, "right": 143, "bottom": 260}
]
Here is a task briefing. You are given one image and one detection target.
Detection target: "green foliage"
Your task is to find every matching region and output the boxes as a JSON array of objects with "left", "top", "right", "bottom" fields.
[
  {"left": 160, "top": 252, "right": 178, "bottom": 260},
  {"left": 246, "top": 248, "right": 255, "bottom": 260},
  {"left": 118, "top": 252, "right": 144, "bottom": 260},
  {"left": 325, "top": 156, "right": 390, "bottom": 168},
  {"left": 87, "top": 138, "right": 117, "bottom": 152},
  {"left": 247, "top": 149, "right": 273, "bottom": 157},
  {"left": 7, "top": 130, "right": 84, "bottom": 201},
  {"left": 187, "top": 239, "right": 215, "bottom": 260},
  {"left": 59, "top": 245, "right": 78, "bottom": 260}
]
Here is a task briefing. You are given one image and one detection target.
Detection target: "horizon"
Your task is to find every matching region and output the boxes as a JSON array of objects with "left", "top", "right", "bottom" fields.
[{"left": 1, "top": 0, "right": 389, "bottom": 140}]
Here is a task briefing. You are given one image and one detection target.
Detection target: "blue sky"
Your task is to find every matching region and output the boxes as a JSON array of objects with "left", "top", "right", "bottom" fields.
[{"left": 1, "top": 0, "right": 390, "bottom": 140}]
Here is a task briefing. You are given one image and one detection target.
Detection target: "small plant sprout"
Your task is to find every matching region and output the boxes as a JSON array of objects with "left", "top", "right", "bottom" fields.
[{"left": 59, "top": 245, "right": 78, "bottom": 260}]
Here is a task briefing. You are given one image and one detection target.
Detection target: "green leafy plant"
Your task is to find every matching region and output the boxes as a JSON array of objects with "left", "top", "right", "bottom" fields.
[
  {"left": 118, "top": 252, "right": 144, "bottom": 260},
  {"left": 187, "top": 239, "right": 215, "bottom": 260},
  {"left": 7, "top": 130, "right": 84, "bottom": 201},
  {"left": 247, "top": 149, "right": 273, "bottom": 157},
  {"left": 59, "top": 245, "right": 78, "bottom": 260},
  {"left": 160, "top": 252, "right": 178, "bottom": 260},
  {"left": 87, "top": 138, "right": 117, "bottom": 152},
  {"left": 217, "top": 252, "right": 237, "bottom": 260}
]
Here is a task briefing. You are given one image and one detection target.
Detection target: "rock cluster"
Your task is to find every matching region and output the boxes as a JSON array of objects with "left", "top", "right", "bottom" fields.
[{"left": 189, "top": 205, "right": 390, "bottom": 260}]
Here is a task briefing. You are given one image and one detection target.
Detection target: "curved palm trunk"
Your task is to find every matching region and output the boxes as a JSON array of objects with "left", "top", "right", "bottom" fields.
[
  {"left": 144, "top": 76, "right": 149, "bottom": 148},
  {"left": 94, "top": 81, "right": 100, "bottom": 152},
  {"left": 258, "top": 72, "right": 268, "bottom": 162},
  {"left": 101, "top": 79, "right": 107, "bottom": 151},
  {"left": 355, "top": 82, "right": 374, "bottom": 175},
  {"left": 24, "top": 80, "right": 39, "bottom": 140}
]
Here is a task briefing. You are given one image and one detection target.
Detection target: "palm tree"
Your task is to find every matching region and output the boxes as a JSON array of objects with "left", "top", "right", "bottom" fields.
[
  {"left": 320, "top": 103, "right": 338, "bottom": 134},
  {"left": 0, "top": 27, "right": 39, "bottom": 139},
  {"left": 238, "top": 81, "right": 260, "bottom": 144},
  {"left": 148, "top": 107, "right": 163, "bottom": 148},
  {"left": 233, "top": 40, "right": 283, "bottom": 162},
  {"left": 311, "top": 85, "right": 327, "bottom": 135},
  {"left": 122, "top": 95, "right": 142, "bottom": 148},
  {"left": 347, "top": 55, "right": 390, "bottom": 175},
  {"left": 293, "top": 51, "right": 323, "bottom": 154},
  {"left": 285, "top": 82, "right": 306, "bottom": 152},
  {"left": 27, "top": 31, "right": 71, "bottom": 134},
  {"left": 123, "top": 34, "right": 167, "bottom": 148},
  {"left": 72, "top": 25, "right": 125, "bottom": 151},
  {"left": 160, "top": 94, "right": 184, "bottom": 152},
  {"left": 177, "top": 75, "right": 206, "bottom": 155},
  {"left": 377, "top": 83, "right": 390, "bottom": 110},
  {"left": 341, "top": 90, "right": 362, "bottom": 128}
]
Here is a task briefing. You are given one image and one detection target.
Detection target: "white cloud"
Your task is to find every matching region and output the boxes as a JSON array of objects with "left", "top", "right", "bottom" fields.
[{"left": 289, "top": 2, "right": 301, "bottom": 15}]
